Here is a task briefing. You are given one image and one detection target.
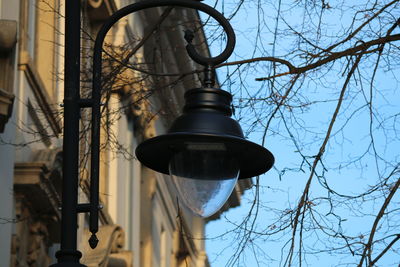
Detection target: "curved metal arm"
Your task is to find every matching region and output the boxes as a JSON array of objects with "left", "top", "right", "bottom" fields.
[
  {"left": 88, "top": 0, "right": 236, "bottom": 248},
  {"left": 183, "top": 16, "right": 235, "bottom": 66}
]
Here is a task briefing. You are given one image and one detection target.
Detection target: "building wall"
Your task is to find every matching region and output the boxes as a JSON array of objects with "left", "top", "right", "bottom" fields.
[{"left": 0, "top": 1, "right": 250, "bottom": 266}]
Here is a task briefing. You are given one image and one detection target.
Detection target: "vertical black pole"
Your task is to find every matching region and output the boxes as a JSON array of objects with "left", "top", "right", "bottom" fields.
[
  {"left": 51, "top": 0, "right": 86, "bottom": 266},
  {"left": 49, "top": 0, "right": 236, "bottom": 265}
]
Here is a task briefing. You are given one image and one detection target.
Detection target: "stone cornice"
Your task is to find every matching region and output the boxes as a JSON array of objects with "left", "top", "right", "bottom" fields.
[
  {"left": 13, "top": 149, "right": 66, "bottom": 243},
  {"left": 14, "top": 162, "right": 61, "bottom": 220}
]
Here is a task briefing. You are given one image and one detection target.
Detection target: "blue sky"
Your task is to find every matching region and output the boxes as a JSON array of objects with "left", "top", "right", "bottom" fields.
[{"left": 200, "top": 1, "right": 400, "bottom": 266}]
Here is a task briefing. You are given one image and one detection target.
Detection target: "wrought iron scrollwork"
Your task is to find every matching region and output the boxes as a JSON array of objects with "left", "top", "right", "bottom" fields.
[{"left": 88, "top": 0, "right": 236, "bottom": 248}]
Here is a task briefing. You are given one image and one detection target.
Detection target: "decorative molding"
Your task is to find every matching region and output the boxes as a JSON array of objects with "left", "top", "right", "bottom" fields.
[
  {"left": 31, "top": 148, "right": 63, "bottom": 197},
  {"left": 13, "top": 149, "right": 65, "bottom": 243},
  {"left": 10, "top": 209, "right": 52, "bottom": 266},
  {"left": 0, "top": 20, "right": 18, "bottom": 52},
  {"left": 14, "top": 162, "right": 61, "bottom": 220},
  {"left": 19, "top": 51, "right": 62, "bottom": 136},
  {"left": 81, "top": 225, "right": 133, "bottom": 267},
  {"left": 11, "top": 151, "right": 63, "bottom": 266}
]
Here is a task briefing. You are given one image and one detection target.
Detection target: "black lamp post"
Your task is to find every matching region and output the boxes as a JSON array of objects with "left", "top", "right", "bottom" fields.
[{"left": 52, "top": 0, "right": 274, "bottom": 266}]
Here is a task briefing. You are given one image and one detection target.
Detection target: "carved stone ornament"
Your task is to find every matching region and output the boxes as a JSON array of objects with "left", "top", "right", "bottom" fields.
[
  {"left": 14, "top": 149, "right": 63, "bottom": 242},
  {"left": 11, "top": 149, "right": 63, "bottom": 266},
  {"left": 10, "top": 201, "right": 52, "bottom": 266},
  {"left": 81, "top": 225, "right": 133, "bottom": 267},
  {"left": 88, "top": 0, "right": 103, "bottom": 8},
  {"left": 0, "top": 20, "right": 17, "bottom": 52}
]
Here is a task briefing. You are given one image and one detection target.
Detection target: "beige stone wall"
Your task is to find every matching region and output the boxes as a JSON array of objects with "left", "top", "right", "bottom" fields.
[{"left": 34, "top": 0, "right": 57, "bottom": 99}]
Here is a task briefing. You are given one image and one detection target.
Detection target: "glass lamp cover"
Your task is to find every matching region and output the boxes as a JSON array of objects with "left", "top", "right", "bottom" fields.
[{"left": 169, "top": 143, "right": 239, "bottom": 217}]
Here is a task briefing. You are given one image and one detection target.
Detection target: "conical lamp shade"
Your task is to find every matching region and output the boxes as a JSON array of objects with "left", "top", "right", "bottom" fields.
[{"left": 136, "top": 87, "right": 274, "bottom": 217}]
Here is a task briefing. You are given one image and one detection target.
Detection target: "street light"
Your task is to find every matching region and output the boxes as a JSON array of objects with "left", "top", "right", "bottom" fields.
[
  {"left": 53, "top": 0, "right": 274, "bottom": 266},
  {"left": 136, "top": 86, "right": 274, "bottom": 217}
]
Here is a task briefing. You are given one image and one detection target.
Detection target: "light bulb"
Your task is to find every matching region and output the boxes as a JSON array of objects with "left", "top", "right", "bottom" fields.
[{"left": 169, "top": 142, "right": 239, "bottom": 217}]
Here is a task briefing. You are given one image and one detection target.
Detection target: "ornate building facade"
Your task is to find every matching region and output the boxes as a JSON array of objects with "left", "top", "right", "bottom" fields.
[{"left": 0, "top": 0, "right": 251, "bottom": 266}]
